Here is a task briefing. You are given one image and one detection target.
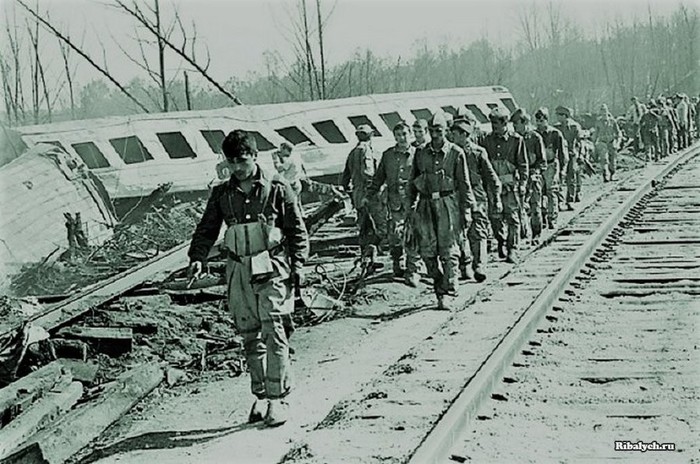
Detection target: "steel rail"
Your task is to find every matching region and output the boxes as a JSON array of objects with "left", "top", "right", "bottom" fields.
[{"left": 407, "top": 143, "right": 700, "bottom": 464}]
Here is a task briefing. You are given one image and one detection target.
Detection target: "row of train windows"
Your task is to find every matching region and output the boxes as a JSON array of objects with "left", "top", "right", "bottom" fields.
[{"left": 45, "top": 98, "right": 516, "bottom": 169}]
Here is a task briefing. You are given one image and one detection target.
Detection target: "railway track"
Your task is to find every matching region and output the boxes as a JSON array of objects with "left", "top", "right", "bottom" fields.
[
  {"left": 277, "top": 144, "right": 700, "bottom": 464},
  {"left": 446, "top": 151, "right": 700, "bottom": 463}
]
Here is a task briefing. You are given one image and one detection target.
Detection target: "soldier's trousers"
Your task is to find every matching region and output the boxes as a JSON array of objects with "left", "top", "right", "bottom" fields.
[
  {"left": 423, "top": 246, "right": 459, "bottom": 296},
  {"left": 489, "top": 189, "right": 520, "bottom": 251},
  {"left": 678, "top": 126, "right": 689, "bottom": 149},
  {"left": 566, "top": 156, "right": 581, "bottom": 202},
  {"left": 596, "top": 141, "right": 617, "bottom": 181},
  {"left": 542, "top": 163, "right": 560, "bottom": 225},
  {"left": 227, "top": 255, "right": 293, "bottom": 400},
  {"left": 526, "top": 174, "right": 544, "bottom": 238},
  {"left": 641, "top": 131, "right": 659, "bottom": 161},
  {"left": 659, "top": 127, "right": 671, "bottom": 157},
  {"left": 357, "top": 197, "right": 384, "bottom": 257},
  {"left": 388, "top": 208, "right": 418, "bottom": 275},
  {"left": 466, "top": 203, "right": 490, "bottom": 271}
]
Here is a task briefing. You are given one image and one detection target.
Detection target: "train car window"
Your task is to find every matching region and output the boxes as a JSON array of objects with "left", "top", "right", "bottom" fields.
[
  {"left": 276, "top": 126, "right": 314, "bottom": 145},
  {"left": 109, "top": 136, "right": 154, "bottom": 164},
  {"left": 348, "top": 115, "right": 382, "bottom": 136},
  {"left": 200, "top": 130, "right": 225, "bottom": 154},
  {"left": 465, "top": 104, "right": 488, "bottom": 123},
  {"left": 441, "top": 106, "right": 458, "bottom": 116},
  {"left": 379, "top": 112, "right": 403, "bottom": 131},
  {"left": 72, "top": 142, "right": 110, "bottom": 169},
  {"left": 312, "top": 120, "right": 347, "bottom": 143},
  {"left": 248, "top": 131, "right": 276, "bottom": 151},
  {"left": 411, "top": 108, "right": 433, "bottom": 121},
  {"left": 500, "top": 98, "right": 517, "bottom": 113},
  {"left": 157, "top": 132, "right": 197, "bottom": 159}
]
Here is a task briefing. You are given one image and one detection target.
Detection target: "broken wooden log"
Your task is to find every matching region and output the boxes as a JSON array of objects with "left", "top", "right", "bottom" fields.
[
  {"left": 54, "top": 327, "right": 132, "bottom": 357},
  {"left": 4, "top": 364, "right": 163, "bottom": 464},
  {"left": 57, "top": 360, "right": 99, "bottom": 385},
  {"left": 0, "top": 362, "right": 70, "bottom": 428},
  {"left": 0, "top": 381, "right": 82, "bottom": 459}
]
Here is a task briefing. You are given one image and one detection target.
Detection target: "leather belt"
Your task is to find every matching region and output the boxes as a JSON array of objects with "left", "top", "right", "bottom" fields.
[{"left": 421, "top": 190, "right": 454, "bottom": 200}]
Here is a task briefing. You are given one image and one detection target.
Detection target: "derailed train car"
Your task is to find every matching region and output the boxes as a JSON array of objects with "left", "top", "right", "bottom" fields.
[{"left": 13, "top": 86, "right": 516, "bottom": 208}]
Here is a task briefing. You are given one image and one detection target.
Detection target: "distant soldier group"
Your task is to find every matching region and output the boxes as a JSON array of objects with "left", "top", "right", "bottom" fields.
[{"left": 339, "top": 92, "right": 698, "bottom": 311}]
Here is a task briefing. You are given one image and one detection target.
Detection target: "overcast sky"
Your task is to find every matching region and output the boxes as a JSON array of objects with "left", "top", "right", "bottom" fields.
[{"left": 1, "top": 0, "right": 692, "bottom": 87}]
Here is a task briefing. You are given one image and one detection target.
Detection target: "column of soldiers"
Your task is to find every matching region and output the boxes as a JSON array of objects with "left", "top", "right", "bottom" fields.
[
  {"left": 627, "top": 93, "right": 699, "bottom": 162},
  {"left": 340, "top": 94, "right": 700, "bottom": 312}
]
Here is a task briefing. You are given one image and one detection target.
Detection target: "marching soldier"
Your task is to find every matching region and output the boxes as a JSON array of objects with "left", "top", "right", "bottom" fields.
[
  {"left": 340, "top": 125, "right": 384, "bottom": 270},
  {"left": 408, "top": 113, "right": 475, "bottom": 309},
  {"left": 555, "top": 106, "right": 583, "bottom": 208},
  {"left": 594, "top": 104, "right": 623, "bottom": 182},
  {"left": 187, "top": 130, "right": 309, "bottom": 427},
  {"left": 639, "top": 102, "right": 661, "bottom": 162},
  {"left": 450, "top": 117, "right": 501, "bottom": 282},
  {"left": 368, "top": 122, "right": 420, "bottom": 287},
  {"left": 481, "top": 107, "right": 528, "bottom": 263},
  {"left": 511, "top": 108, "right": 547, "bottom": 245},
  {"left": 534, "top": 107, "right": 568, "bottom": 230}
]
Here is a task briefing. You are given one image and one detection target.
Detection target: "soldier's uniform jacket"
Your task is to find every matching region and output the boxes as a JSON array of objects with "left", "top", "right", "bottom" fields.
[
  {"left": 594, "top": 116, "right": 622, "bottom": 144},
  {"left": 657, "top": 106, "right": 677, "bottom": 131},
  {"left": 522, "top": 130, "right": 547, "bottom": 173},
  {"left": 462, "top": 140, "right": 501, "bottom": 205},
  {"left": 555, "top": 118, "right": 583, "bottom": 158},
  {"left": 368, "top": 144, "right": 415, "bottom": 212},
  {"left": 480, "top": 130, "right": 529, "bottom": 192},
  {"left": 408, "top": 141, "right": 476, "bottom": 250},
  {"left": 640, "top": 111, "right": 660, "bottom": 134},
  {"left": 536, "top": 125, "right": 569, "bottom": 167},
  {"left": 340, "top": 140, "right": 378, "bottom": 208},
  {"left": 188, "top": 166, "right": 309, "bottom": 273}
]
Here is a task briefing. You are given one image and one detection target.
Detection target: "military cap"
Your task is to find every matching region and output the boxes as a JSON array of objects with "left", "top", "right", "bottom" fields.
[
  {"left": 510, "top": 107, "right": 530, "bottom": 123},
  {"left": 488, "top": 107, "right": 510, "bottom": 122},
  {"left": 429, "top": 112, "right": 448, "bottom": 128},
  {"left": 555, "top": 105, "right": 571, "bottom": 117},
  {"left": 412, "top": 119, "right": 428, "bottom": 129},
  {"left": 355, "top": 124, "right": 373, "bottom": 135},
  {"left": 451, "top": 119, "right": 475, "bottom": 134},
  {"left": 534, "top": 107, "right": 549, "bottom": 119}
]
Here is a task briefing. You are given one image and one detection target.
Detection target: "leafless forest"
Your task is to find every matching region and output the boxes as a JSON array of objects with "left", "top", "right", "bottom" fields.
[{"left": 1, "top": 0, "right": 698, "bottom": 132}]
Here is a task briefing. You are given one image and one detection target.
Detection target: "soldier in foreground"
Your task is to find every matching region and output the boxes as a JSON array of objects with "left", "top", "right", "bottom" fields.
[
  {"left": 450, "top": 117, "right": 501, "bottom": 282},
  {"left": 187, "top": 130, "right": 309, "bottom": 427},
  {"left": 534, "top": 107, "right": 568, "bottom": 229},
  {"left": 368, "top": 122, "right": 420, "bottom": 286},
  {"left": 511, "top": 108, "right": 547, "bottom": 245},
  {"left": 481, "top": 107, "right": 528, "bottom": 263},
  {"left": 408, "top": 113, "right": 475, "bottom": 310}
]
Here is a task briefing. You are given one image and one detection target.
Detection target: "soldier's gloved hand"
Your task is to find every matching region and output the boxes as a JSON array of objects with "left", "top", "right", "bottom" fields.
[{"left": 187, "top": 261, "right": 203, "bottom": 282}]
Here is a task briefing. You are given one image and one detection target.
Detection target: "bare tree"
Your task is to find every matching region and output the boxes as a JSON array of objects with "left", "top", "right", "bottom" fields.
[
  {"left": 15, "top": 0, "right": 151, "bottom": 113},
  {"left": 113, "top": 0, "right": 242, "bottom": 105}
]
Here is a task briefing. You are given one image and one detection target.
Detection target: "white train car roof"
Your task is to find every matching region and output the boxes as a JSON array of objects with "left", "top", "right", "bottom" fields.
[{"left": 12, "top": 86, "right": 516, "bottom": 200}]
